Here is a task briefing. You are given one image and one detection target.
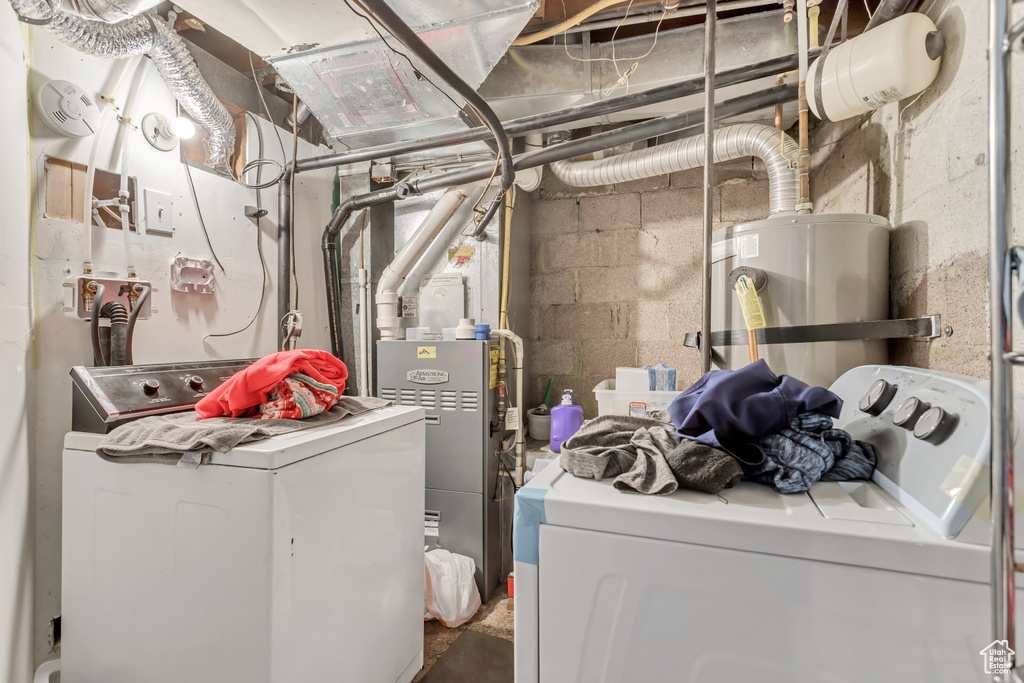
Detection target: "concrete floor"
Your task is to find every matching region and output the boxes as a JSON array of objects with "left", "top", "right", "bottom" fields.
[{"left": 413, "top": 587, "right": 515, "bottom": 682}]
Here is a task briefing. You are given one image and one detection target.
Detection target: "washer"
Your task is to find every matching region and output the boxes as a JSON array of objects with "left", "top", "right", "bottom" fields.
[
  {"left": 513, "top": 366, "right": 1024, "bottom": 683},
  {"left": 61, "top": 361, "right": 426, "bottom": 683}
]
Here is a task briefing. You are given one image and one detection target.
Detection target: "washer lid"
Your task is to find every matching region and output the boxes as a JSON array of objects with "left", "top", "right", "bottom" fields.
[
  {"left": 64, "top": 406, "right": 424, "bottom": 470},
  {"left": 524, "top": 462, "right": 988, "bottom": 584}
]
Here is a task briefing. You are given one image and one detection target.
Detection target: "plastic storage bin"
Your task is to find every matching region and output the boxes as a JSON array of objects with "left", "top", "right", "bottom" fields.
[{"left": 593, "top": 379, "right": 683, "bottom": 417}]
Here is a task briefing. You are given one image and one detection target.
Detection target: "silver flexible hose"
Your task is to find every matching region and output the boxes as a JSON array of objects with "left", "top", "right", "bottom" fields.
[
  {"left": 550, "top": 123, "right": 798, "bottom": 215},
  {"left": 10, "top": 0, "right": 234, "bottom": 171}
]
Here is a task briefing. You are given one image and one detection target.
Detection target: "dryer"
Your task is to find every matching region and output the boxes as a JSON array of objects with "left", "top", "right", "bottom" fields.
[{"left": 513, "top": 365, "right": 1024, "bottom": 683}]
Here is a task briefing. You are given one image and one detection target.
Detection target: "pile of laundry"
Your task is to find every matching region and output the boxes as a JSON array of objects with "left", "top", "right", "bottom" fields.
[
  {"left": 97, "top": 350, "right": 389, "bottom": 466},
  {"left": 559, "top": 360, "right": 876, "bottom": 495}
]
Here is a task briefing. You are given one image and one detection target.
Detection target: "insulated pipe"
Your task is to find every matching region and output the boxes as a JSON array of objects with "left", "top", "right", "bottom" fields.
[
  {"left": 294, "top": 51, "right": 816, "bottom": 174},
  {"left": 352, "top": 0, "right": 513, "bottom": 238},
  {"left": 550, "top": 124, "right": 798, "bottom": 215},
  {"left": 375, "top": 186, "right": 472, "bottom": 339},
  {"left": 278, "top": 170, "right": 292, "bottom": 350},
  {"left": 491, "top": 328, "right": 525, "bottom": 487},
  {"left": 318, "top": 84, "right": 796, "bottom": 358},
  {"left": 10, "top": 1, "right": 235, "bottom": 170}
]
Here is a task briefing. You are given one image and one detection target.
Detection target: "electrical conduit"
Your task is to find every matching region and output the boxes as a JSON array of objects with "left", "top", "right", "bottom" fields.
[{"left": 549, "top": 123, "right": 799, "bottom": 215}]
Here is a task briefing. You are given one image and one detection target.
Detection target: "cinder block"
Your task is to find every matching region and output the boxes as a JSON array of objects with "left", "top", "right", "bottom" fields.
[
  {"left": 669, "top": 158, "right": 755, "bottom": 189},
  {"left": 545, "top": 231, "right": 616, "bottom": 270},
  {"left": 534, "top": 303, "right": 623, "bottom": 341},
  {"left": 532, "top": 198, "right": 577, "bottom": 239},
  {"left": 614, "top": 175, "right": 671, "bottom": 194},
  {"left": 641, "top": 188, "right": 704, "bottom": 231},
  {"left": 616, "top": 227, "right": 698, "bottom": 267},
  {"left": 538, "top": 170, "right": 613, "bottom": 200},
  {"left": 720, "top": 178, "right": 770, "bottom": 223},
  {"left": 579, "top": 193, "right": 641, "bottom": 231},
  {"left": 581, "top": 339, "right": 638, "bottom": 378},
  {"left": 531, "top": 270, "right": 576, "bottom": 305},
  {"left": 531, "top": 340, "right": 578, "bottom": 376},
  {"left": 623, "top": 301, "right": 672, "bottom": 341},
  {"left": 577, "top": 266, "right": 641, "bottom": 303}
]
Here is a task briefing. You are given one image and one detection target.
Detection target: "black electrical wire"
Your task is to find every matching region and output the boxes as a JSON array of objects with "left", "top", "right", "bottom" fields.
[
  {"left": 207, "top": 112, "right": 270, "bottom": 340},
  {"left": 182, "top": 159, "right": 226, "bottom": 273}
]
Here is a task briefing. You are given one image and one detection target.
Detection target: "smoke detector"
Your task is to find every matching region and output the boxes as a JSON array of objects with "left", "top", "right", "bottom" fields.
[{"left": 35, "top": 80, "right": 101, "bottom": 137}]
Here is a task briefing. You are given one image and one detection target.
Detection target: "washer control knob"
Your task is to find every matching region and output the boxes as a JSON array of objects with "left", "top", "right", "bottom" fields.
[
  {"left": 187, "top": 375, "right": 204, "bottom": 391},
  {"left": 859, "top": 379, "right": 898, "bottom": 415},
  {"left": 141, "top": 379, "right": 161, "bottom": 395},
  {"left": 913, "top": 406, "right": 957, "bottom": 444},
  {"left": 893, "top": 397, "right": 931, "bottom": 430}
]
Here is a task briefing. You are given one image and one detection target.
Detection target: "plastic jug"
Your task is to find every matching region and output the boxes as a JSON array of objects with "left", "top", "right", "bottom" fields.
[{"left": 550, "top": 390, "right": 584, "bottom": 453}]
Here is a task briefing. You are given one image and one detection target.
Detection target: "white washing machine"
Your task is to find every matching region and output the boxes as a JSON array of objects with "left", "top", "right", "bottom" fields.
[
  {"left": 513, "top": 365, "right": 1024, "bottom": 683},
  {"left": 61, "top": 361, "right": 426, "bottom": 683}
]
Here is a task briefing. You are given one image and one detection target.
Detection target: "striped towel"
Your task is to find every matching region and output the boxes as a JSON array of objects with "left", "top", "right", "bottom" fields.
[{"left": 259, "top": 373, "right": 339, "bottom": 420}]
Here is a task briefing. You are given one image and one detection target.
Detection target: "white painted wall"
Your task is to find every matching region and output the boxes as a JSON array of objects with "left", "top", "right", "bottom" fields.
[
  {"left": 1, "top": 6, "right": 35, "bottom": 683},
  {"left": 25, "top": 27, "right": 336, "bottom": 666}
]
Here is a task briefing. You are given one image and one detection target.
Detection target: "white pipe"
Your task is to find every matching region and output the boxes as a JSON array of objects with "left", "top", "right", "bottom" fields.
[
  {"left": 81, "top": 54, "right": 143, "bottom": 272},
  {"left": 550, "top": 123, "right": 799, "bottom": 215},
  {"left": 491, "top": 328, "right": 525, "bottom": 487},
  {"left": 358, "top": 267, "right": 369, "bottom": 396},
  {"left": 113, "top": 59, "right": 150, "bottom": 278},
  {"left": 375, "top": 185, "right": 472, "bottom": 339},
  {"left": 797, "top": 0, "right": 809, "bottom": 83}
]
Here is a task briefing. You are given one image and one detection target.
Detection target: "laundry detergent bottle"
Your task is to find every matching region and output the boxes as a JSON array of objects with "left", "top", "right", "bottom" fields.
[{"left": 550, "top": 390, "right": 584, "bottom": 453}]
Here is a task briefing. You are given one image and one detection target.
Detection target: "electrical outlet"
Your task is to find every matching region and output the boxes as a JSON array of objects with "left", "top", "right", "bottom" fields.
[{"left": 145, "top": 189, "right": 173, "bottom": 236}]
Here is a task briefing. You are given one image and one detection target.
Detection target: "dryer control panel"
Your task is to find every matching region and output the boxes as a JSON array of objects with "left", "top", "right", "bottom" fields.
[
  {"left": 830, "top": 365, "right": 995, "bottom": 540},
  {"left": 71, "top": 359, "right": 256, "bottom": 433}
]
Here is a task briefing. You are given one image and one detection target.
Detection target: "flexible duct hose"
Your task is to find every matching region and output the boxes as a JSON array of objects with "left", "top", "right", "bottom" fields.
[
  {"left": 125, "top": 284, "right": 150, "bottom": 365},
  {"left": 100, "top": 301, "right": 129, "bottom": 365},
  {"left": 9, "top": 0, "right": 235, "bottom": 171},
  {"left": 550, "top": 123, "right": 799, "bottom": 215}
]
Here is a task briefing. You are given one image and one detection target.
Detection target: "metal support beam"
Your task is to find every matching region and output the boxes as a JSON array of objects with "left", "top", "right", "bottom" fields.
[{"left": 701, "top": 0, "right": 716, "bottom": 374}]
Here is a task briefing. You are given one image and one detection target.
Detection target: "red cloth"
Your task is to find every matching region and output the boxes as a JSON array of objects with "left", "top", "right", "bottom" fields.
[{"left": 195, "top": 350, "right": 348, "bottom": 419}]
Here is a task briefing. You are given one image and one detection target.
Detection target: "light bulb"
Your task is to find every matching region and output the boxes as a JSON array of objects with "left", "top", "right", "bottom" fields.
[{"left": 168, "top": 117, "right": 196, "bottom": 140}]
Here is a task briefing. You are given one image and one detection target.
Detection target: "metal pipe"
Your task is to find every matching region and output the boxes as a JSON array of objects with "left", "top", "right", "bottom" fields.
[
  {"left": 353, "top": 0, "right": 513, "bottom": 238},
  {"left": 702, "top": 0, "right": 716, "bottom": 375},
  {"left": 293, "top": 51, "right": 816, "bottom": 174},
  {"left": 796, "top": 0, "right": 812, "bottom": 213},
  {"left": 278, "top": 171, "right": 291, "bottom": 350},
  {"left": 990, "top": 0, "right": 1016, "bottom": 664},
  {"left": 318, "top": 84, "right": 796, "bottom": 354}
]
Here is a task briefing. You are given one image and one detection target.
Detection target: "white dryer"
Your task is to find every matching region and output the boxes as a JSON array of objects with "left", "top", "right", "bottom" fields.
[
  {"left": 61, "top": 361, "right": 426, "bottom": 683},
  {"left": 513, "top": 365, "right": 1024, "bottom": 683}
]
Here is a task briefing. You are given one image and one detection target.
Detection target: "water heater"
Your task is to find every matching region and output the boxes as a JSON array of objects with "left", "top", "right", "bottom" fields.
[{"left": 711, "top": 213, "right": 890, "bottom": 388}]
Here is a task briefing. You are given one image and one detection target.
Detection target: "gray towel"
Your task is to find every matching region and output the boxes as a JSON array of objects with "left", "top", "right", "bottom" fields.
[
  {"left": 557, "top": 415, "right": 678, "bottom": 495},
  {"left": 96, "top": 396, "right": 391, "bottom": 466},
  {"left": 666, "top": 440, "right": 744, "bottom": 494}
]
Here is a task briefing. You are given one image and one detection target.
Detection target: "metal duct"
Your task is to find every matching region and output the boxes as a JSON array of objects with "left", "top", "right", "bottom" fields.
[
  {"left": 550, "top": 123, "right": 799, "bottom": 215},
  {"left": 11, "top": 0, "right": 235, "bottom": 171},
  {"left": 61, "top": 0, "right": 163, "bottom": 23}
]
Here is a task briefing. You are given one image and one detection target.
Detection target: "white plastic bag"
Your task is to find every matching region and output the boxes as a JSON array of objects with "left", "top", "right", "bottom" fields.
[{"left": 423, "top": 549, "right": 482, "bottom": 627}]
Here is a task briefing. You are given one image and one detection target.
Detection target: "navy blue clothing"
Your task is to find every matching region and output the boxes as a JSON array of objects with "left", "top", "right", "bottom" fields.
[
  {"left": 746, "top": 413, "right": 877, "bottom": 494},
  {"left": 667, "top": 360, "right": 843, "bottom": 464}
]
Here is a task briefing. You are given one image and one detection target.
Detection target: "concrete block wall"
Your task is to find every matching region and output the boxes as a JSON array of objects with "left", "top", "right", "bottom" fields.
[
  {"left": 810, "top": 0, "right": 997, "bottom": 382},
  {"left": 528, "top": 159, "right": 769, "bottom": 416}
]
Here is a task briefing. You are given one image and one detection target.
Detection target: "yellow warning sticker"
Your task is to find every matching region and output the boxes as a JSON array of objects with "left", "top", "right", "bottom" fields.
[
  {"left": 417, "top": 346, "right": 437, "bottom": 359},
  {"left": 448, "top": 245, "right": 477, "bottom": 265},
  {"left": 489, "top": 347, "right": 499, "bottom": 389}
]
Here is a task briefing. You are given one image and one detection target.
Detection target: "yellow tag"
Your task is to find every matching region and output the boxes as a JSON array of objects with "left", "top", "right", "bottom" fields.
[
  {"left": 448, "top": 245, "right": 477, "bottom": 265},
  {"left": 489, "top": 347, "right": 499, "bottom": 389},
  {"left": 417, "top": 346, "right": 436, "bottom": 359},
  {"left": 734, "top": 277, "right": 766, "bottom": 330}
]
